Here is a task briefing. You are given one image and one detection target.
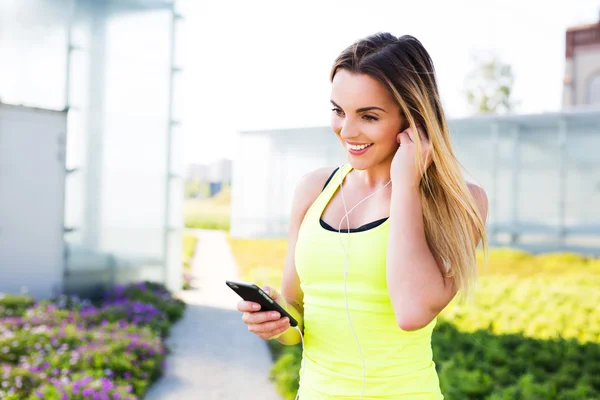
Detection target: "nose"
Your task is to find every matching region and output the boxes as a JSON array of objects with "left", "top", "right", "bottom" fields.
[{"left": 339, "top": 119, "right": 359, "bottom": 140}]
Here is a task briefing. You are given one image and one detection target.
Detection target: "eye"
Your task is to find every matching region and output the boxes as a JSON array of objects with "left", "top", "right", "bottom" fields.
[
  {"left": 363, "top": 115, "right": 379, "bottom": 122},
  {"left": 331, "top": 108, "right": 344, "bottom": 117}
]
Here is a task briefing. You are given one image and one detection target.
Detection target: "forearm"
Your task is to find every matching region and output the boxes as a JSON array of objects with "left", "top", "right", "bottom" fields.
[
  {"left": 386, "top": 185, "right": 449, "bottom": 330},
  {"left": 275, "top": 302, "right": 304, "bottom": 346}
]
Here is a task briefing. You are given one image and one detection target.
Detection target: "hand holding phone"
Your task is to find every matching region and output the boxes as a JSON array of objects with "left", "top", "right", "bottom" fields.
[{"left": 227, "top": 280, "right": 298, "bottom": 340}]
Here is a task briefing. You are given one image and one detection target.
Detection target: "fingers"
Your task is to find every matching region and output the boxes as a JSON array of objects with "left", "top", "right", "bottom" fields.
[
  {"left": 398, "top": 131, "right": 411, "bottom": 145},
  {"left": 248, "top": 316, "right": 290, "bottom": 335},
  {"left": 237, "top": 286, "right": 292, "bottom": 340},
  {"left": 242, "top": 310, "right": 281, "bottom": 325},
  {"left": 238, "top": 307, "right": 291, "bottom": 340},
  {"left": 399, "top": 123, "right": 430, "bottom": 146},
  {"left": 245, "top": 314, "right": 291, "bottom": 340},
  {"left": 237, "top": 300, "right": 260, "bottom": 312},
  {"left": 262, "top": 286, "right": 281, "bottom": 303},
  {"left": 416, "top": 122, "right": 429, "bottom": 140}
]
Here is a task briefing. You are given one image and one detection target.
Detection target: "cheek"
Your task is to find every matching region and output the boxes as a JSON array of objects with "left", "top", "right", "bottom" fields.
[
  {"left": 330, "top": 116, "right": 342, "bottom": 135},
  {"left": 366, "top": 124, "right": 397, "bottom": 144}
]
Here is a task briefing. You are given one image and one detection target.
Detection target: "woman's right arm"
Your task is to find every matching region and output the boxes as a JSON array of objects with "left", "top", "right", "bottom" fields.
[{"left": 237, "top": 167, "right": 334, "bottom": 345}]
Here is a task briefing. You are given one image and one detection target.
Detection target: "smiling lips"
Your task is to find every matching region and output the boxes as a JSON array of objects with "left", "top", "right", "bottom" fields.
[{"left": 347, "top": 142, "right": 374, "bottom": 154}]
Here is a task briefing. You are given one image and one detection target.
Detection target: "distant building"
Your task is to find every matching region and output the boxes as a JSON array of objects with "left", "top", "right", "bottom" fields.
[
  {"left": 185, "top": 164, "right": 209, "bottom": 182},
  {"left": 208, "top": 158, "right": 233, "bottom": 186},
  {"left": 185, "top": 159, "right": 232, "bottom": 197},
  {"left": 563, "top": 13, "right": 600, "bottom": 108}
]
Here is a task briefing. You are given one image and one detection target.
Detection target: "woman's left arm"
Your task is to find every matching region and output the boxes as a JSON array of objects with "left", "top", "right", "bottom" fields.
[{"left": 387, "top": 126, "right": 488, "bottom": 331}]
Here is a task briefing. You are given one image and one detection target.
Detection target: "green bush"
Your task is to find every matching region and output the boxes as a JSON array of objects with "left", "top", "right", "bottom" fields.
[
  {"left": 269, "top": 344, "right": 302, "bottom": 399},
  {"left": 0, "top": 294, "right": 35, "bottom": 317},
  {"left": 0, "top": 366, "right": 41, "bottom": 399},
  {"left": 184, "top": 214, "right": 230, "bottom": 231},
  {"left": 182, "top": 234, "right": 198, "bottom": 290},
  {"left": 110, "top": 281, "right": 186, "bottom": 324},
  {"left": 268, "top": 250, "right": 600, "bottom": 399},
  {"left": 183, "top": 234, "right": 198, "bottom": 271},
  {"left": 27, "top": 376, "right": 137, "bottom": 400},
  {"left": 434, "top": 321, "right": 600, "bottom": 399},
  {"left": 0, "top": 281, "right": 184, "bottom": 399}
]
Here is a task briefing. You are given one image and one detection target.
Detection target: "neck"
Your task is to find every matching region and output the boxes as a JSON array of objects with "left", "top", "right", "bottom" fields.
[{"left": 351, "top": 160, "right": 392, "bottom": 189}]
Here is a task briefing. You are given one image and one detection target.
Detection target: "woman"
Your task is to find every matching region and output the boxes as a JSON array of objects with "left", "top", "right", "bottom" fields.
[{"left": 237, "top": 33, "right": 488, "bottom": 399}]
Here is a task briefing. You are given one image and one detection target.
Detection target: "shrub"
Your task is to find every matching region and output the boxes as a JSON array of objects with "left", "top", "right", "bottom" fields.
[
  {"left": 0, "top": 294, "right": 35, "bottom": 317},
  {"left": 28, "top": 376, "right": 136, "bottom": 400},
  {"left": 238, "top": 244, "right": 600, "bottom": 399},
  {"left": 0, "top": 281, "right": 184, "bottom": 399},
  {"left": 107, "top": 282, "right": 186, "bottom": 325}
]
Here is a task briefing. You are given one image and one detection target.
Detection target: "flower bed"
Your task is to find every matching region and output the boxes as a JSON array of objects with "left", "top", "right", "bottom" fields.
[
  {"left": 0, "top": 281, "right": 185, "bottom": 399},
  {"left": 229, "top": 238, "right": 600, "bottom": 399}
]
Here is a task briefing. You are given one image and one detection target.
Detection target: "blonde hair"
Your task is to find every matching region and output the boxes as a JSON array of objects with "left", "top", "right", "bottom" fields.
[{"left": 331, "top": 33, "right": 488, "bottom": 301}]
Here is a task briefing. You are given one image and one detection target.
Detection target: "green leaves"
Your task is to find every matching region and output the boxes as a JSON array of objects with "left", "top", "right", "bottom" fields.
[{"left": 268, "top": 250, "right": 600, "bottom": 399}]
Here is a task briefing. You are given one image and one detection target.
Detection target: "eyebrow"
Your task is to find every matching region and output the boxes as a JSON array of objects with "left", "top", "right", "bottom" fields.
[
  {"left": 330, "top": 100, "right": 388, "bottom": 114},
  {"left": 329, "top": 100, "right": 387, "bottom": 113}
]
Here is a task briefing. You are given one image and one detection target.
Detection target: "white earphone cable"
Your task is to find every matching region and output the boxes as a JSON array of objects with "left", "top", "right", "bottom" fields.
[
  {"left": 293, "top": 325, "right": 305, "bottom": 400},
  {"left": 337, "top": 164, "right": 391, "bottom": 400},
  {"left": 295, "top": 164, "right": 391, "bottom": 400}
]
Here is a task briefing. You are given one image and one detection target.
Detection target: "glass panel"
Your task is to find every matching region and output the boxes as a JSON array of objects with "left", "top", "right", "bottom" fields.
[
  {"left": 494, "top": 128, "right": 516, "bottom": 228},
  {"left": 0, "top": 0, "right": 68, "bottom": 109},
  {"left": 588, "top": 75, "right": 600, "bottom": 105},
  {"left": 451, "top": 128, "right": 495, "bottom": 222},
  {"left": 165, "top": 230, "right": 183, "bottom": 291},
  {"left": 565, "top": 129, "right": 600, "bottom": 227},
  {"left": 518, "top": 129, "right": 561, "bottom": 229},
  {"left": 172, "top": 71, "right": 185, "bottom": 125},
  {"left": 170, "top": 122, "right": 186, "bottom": 177},
  {"left": 169, "top": 177, "right": 185, "bottom": 229},
  {"left": 63, "top": 0, "right": 179, "bottom": 292}
]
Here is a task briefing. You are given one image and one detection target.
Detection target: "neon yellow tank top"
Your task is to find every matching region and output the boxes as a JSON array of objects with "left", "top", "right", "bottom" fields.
[{"left": 295, "top": 164, "right": 443, "bottom": 399}]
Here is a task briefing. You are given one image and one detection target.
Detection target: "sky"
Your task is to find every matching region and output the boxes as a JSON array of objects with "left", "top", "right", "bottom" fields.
[{"left": 178, "top": 0, "right": 600, "bottom": 164}]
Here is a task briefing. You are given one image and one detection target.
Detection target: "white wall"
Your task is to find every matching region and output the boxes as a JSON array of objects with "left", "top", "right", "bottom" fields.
[{"left": 0, "top": 104, "right": 67, "bottom": 298}]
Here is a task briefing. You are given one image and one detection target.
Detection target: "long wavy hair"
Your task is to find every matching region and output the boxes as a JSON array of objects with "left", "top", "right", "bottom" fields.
[{"left": 330, "top": 33, "right": 488, "bottom": 300}]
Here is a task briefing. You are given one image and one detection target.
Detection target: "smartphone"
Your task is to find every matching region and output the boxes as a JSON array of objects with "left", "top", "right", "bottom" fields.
[{"left": 225, "top": 280, "right": 298, "bottom": 327}]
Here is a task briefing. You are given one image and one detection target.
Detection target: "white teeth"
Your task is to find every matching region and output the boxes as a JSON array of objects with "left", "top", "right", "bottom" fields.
[{"left": 348, "top": 143, "right": 372, "bottom": 150}]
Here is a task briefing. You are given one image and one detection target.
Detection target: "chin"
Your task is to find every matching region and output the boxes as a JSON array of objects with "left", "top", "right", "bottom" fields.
[{"left": 345, "top": 156, "right": 372, "bottom": 170}]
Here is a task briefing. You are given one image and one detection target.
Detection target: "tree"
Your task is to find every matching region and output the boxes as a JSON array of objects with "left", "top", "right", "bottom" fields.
[{"left": 464, "top": 52, "right": 516, "bottom": 115}]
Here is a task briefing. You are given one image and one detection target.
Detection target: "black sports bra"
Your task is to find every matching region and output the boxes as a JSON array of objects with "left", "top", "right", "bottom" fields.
[{"left": 319, "top": 167, "right": 389, "bottom": 233}]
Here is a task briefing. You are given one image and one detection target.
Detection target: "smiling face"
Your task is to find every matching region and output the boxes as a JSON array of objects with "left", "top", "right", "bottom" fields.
[{"left": 330, "top": 69, "right": 405, "bottom": 170}]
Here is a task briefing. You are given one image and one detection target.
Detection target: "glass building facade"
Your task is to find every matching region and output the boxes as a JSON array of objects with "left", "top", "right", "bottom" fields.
[
  {"left": 0, "top": 0, "right": 185, "bottom": 295},
  {"left": 232, "top": 109, "right": 600, "bottom": 255}
]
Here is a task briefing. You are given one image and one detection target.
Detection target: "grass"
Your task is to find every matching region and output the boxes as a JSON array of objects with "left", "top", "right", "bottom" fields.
[
  {"left": 182, "top": 234, "right": 198, "bottom": 271},
  {"left": 182, "top": 234, "right": 198, "bottom": 290},
  {"left": 184, "top": 188, "right": 231, "bottom": 231}
]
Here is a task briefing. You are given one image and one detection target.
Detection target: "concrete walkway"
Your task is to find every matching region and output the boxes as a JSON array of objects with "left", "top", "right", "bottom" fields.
[{"left": 145, "top": 229, "right": 281, "bottom": 400}]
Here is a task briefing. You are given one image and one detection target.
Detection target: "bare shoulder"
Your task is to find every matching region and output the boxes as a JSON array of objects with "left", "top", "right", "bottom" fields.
[
  {"left": 296, "top": 166, "right": 336, "bottom": 195},
  {"left": 466, "top": 182, "right": 488, "bottom": 220},
  {"left": 292, "top": 166, "right": 337, "bottom": 211}
]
